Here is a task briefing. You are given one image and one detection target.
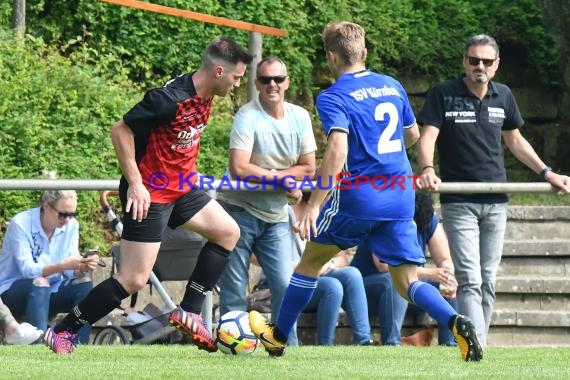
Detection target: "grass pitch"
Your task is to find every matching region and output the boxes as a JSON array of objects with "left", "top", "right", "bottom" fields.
[{"left": 1, "top": 344, "right": 569, "bottom": 379}]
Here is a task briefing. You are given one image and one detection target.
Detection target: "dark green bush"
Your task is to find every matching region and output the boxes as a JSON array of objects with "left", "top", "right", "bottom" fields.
[
  {"left": 0, "top": 26, "right": 240, "bottom": 251},
  {"left": 16, "top": 0, "right": 562, "bottom": 91},
  {"left": 0, "top": 29, "right": 143, "bottom": 251}
]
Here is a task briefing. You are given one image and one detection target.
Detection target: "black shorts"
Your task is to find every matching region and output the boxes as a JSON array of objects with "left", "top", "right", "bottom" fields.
[{"left": 119, "top": 188, "right": 212, "bottom": 243}]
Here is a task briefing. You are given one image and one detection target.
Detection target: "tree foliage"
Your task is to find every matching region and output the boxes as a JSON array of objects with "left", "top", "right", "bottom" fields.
[
  {"left": 0, "top": 29, "right": 142, "bottom": 250},
  {"left": 12, "top": 0, "right": 562, "bottom": 94}
]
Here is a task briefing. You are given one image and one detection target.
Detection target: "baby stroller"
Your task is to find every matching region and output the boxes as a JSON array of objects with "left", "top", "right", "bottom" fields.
[{"left": 91, "top": 191, "right": 214, "bottom": 345}]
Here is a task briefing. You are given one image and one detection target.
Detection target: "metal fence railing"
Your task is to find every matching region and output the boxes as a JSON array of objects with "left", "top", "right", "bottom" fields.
[{"left": 0, "top": 179, "right": 558, "bottom": 193}]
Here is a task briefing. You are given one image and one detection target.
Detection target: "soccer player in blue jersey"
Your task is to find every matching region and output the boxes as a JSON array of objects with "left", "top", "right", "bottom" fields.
[{"left": 249, "top": 21, "right": 483, "bottom": 361}]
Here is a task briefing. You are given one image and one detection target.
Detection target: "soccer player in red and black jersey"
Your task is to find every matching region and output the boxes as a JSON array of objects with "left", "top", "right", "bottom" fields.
[{"left": 44, "top": 37, "right": 253, "bottom": 354}]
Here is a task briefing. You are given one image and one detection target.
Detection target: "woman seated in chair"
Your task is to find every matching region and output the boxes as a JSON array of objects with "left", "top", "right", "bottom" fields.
[{"left": 0, "top": 190, "right": 101, "bottom": 344}]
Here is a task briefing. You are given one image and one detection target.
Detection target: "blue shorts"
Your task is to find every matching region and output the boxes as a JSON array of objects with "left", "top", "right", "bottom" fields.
[{"left": 313, "top": 212, "right": 425, "bottom": 267}]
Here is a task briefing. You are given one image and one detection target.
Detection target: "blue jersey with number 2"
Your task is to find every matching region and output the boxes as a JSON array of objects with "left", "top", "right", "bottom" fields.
[{"left": 316, "top": 70, "right": 416, "bottom": 220}]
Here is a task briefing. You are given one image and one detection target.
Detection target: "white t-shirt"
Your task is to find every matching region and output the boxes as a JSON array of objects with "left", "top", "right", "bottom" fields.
[{"left": 219, "top": 97, "right": 316, "bottom": 223}]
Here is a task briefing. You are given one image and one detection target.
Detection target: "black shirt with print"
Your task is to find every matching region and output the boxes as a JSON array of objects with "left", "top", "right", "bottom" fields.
[{"left": 418, "top": 76, "right": 524, "bottom": 204}]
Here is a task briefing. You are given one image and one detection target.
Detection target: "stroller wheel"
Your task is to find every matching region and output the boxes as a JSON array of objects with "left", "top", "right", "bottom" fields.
[{"left": 92, "top": 325, "right": 131, "bottom": 345}]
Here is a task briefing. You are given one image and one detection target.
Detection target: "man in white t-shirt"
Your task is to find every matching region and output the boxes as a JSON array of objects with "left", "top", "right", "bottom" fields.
[{"left": 217, "top": 56, "right": 317, "bottom": 346}]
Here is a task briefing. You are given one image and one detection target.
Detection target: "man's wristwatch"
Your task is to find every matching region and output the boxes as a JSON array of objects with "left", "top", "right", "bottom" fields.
[{"left": 540, "top": 166, "right": 552, "bottom": 180}]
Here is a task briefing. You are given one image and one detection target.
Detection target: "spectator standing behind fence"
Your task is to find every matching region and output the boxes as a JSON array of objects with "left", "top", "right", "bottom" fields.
[
  {"left": 249, "top": 21, "right": 482, "bottom": 362},
  {"left": 0, "top": 190, "right": 97, "bottom": 345},
  {"left": 217, "top": 56, "right": 317, "bottom": 347},
  {"left": 417, "top": 34, "right": 570, "bottom": 347},
  {"left": 353, "top": 192, "right": 459, "bottom": 346},
  {"left": 43, "top": 37, "right": 252, "bottom": 354},
  {"left": 1, "top": 296, "right": 43, "bottom": 344}
]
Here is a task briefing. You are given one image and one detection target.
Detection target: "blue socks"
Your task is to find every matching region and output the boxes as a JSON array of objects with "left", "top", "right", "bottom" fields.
[
  {"left": 276, "top": 273, "right": 318, "bottom": 341},
  {"left": 408, "top": 280, "right": 456, "bottom": 327}
]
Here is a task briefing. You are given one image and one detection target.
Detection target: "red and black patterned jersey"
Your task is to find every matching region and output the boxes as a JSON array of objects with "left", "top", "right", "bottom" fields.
[{"left": 122, "top": 72, "right": 212, "bottom": 203}]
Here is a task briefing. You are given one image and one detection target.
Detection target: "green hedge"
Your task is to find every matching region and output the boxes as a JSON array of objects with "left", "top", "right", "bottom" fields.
[
  {"left": 0, "top": 28, "right": 239, "bottom": 251},
  {"left": 10, "top": 0, "right": 561, "bottom": 95},
  {"left": 0, "top": 30, "right": 142, "bottom": 250}
]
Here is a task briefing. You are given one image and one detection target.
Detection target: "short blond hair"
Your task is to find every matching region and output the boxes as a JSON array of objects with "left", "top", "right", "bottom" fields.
[
  {"left": 40, "top": 190, "right": 77, "bottom": 207},
  {"left": 321, "top": 21, "right": 366, "bottom": 65}
]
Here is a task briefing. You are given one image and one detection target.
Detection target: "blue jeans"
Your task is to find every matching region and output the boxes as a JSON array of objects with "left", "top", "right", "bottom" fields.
[
  {"left": 1, "top": 278, "right": 92, "bottom": 343},
  {"left": 218, "top": 203, "right": 298, "bottom": 346},
  {"left": 363, "top": 272, "right": 408, "bottom": 345},
  {"left": 304, "top": 266, "right": 371, "bottom": 345},
  {"left": 441, "top": 202, "right": 507, "bottom": 347}
]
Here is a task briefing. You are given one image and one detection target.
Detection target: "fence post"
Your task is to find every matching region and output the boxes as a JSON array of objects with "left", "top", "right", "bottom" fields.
[
  {"left": 12, "top": 0, "right": 26, "bottom": 39},
  {"left": 247, "top": 31, "right": 262, "bottom": 101}
]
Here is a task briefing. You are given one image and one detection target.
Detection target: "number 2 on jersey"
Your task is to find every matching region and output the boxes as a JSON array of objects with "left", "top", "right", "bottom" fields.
[{"left": 375, "top": 102, "right": 401, "bottom": 154}]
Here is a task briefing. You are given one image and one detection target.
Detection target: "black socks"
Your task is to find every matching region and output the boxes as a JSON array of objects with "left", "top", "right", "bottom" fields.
[
  {"left": 54, "top": 277, "right": 129, "bottom": 334},
  {"left": 180, "top": 242, "right": 231, "bottom": 313}
]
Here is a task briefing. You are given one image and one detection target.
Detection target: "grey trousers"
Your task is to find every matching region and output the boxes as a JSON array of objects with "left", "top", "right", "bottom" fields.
[{"left": 441, "top": 202, "right": 508, "bottom": 347}]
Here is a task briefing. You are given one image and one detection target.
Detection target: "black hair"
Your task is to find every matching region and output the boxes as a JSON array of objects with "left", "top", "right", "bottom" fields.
[
  {"left": 414, "top": 192, "right": 434, "bottom": 235},
  {"left": 202, "top": 37, "right": 253, "bottom": 67}
]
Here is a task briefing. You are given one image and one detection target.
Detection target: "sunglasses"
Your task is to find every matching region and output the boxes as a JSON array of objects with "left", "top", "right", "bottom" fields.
[
  {"left": 49, "top": 204, "right": 78, "bottom": 220},
  {"left": 466, "top": 56, "right": 496, "bottom": 67},
  {"left": 257, "top": 75, "right": 288, "bottom": 85}
]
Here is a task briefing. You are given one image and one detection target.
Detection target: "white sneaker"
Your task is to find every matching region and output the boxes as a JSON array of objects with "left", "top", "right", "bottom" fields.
[{"left": 4, "top": 322, "right": 43, "bottom": 345}]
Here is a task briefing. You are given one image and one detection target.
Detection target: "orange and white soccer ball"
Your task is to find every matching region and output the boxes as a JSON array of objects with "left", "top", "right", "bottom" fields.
[{"left": 215, "top": 311, "right": 259, "bottom": 355}]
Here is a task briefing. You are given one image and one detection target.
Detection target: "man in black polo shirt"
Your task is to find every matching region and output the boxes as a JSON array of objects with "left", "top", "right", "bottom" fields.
[{"left": 416, "top": 34, "right": 570, "bottom": 348}]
